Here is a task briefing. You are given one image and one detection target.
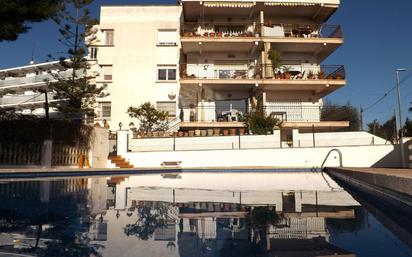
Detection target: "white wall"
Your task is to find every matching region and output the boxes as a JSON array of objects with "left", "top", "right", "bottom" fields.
[
  {"left": 129, "top": 133, "right": 281, "bottom": 152},
  {"left": 123, "top": 144, "right": 398, "bottom": 168},
  {"left": 95, "top": 6, "right": 182, "bottom": 129},
  {"left": 294, "top": 131, "right": 389, "bottom": 147}
]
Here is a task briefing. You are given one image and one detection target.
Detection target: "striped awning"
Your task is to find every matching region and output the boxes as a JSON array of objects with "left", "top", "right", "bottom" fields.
[
  {"left": 204, "top": 1, "right": 255, "bottom": 8},
  {"left": 264, "top": 2, "right": 320, "bottom": 6}
]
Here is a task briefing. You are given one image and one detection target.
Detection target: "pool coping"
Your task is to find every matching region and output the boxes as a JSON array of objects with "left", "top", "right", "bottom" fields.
[{"left": 0, "top": 166, "right": 321, "bottom": 179}]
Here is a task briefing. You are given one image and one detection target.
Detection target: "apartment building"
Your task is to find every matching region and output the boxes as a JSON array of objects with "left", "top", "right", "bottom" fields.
[
  {"left": 0, "top": 61, "right": 71, "bottom": 117},
  {"left": 92, "top": 0, "right": 348, "bottom": 133}
]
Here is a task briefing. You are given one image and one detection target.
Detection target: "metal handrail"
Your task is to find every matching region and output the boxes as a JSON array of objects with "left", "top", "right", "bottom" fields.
[{"left": 321, "top": 148, "right": 343, "bottom": 169}]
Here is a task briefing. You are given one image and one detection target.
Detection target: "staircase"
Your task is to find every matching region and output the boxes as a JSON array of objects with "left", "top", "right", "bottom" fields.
[
  {"left": 108, "top": 155, "right": 134, "bottom": 168},
  {"left": 166, "top": 117, "right": 181, "bottom": 132}
]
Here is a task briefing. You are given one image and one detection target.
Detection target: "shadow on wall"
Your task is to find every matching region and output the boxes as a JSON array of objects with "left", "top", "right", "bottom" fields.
[{"left": 371, "top": 141, "right": 410, "bottom": 168}]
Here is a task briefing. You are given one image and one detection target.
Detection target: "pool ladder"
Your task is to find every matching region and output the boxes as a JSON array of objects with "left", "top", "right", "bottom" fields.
[{"left": 321, "top": 148, "right": 343, "bottom": 170}]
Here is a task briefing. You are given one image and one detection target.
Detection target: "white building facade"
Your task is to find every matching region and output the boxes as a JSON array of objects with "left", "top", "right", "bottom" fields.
[{"left": 92, "top": 0, "right": 347, "bottom": 134}]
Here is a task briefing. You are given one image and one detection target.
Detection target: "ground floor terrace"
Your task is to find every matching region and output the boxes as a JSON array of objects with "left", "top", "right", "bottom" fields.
[{"left": 177, "top": 84, "right": 348, "bottom": 134}]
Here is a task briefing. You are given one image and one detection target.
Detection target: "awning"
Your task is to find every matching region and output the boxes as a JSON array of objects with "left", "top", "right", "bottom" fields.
[
  {"left": 264, "top": 2, "right": 320, "bottom": 6},
  {"left": 204, "top": 1, "right": 255, "bottom": 8}
]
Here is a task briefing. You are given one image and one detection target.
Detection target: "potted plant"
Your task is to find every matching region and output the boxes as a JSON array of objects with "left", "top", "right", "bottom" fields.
[
  {"left": 214, "top": 128, "right": 221, "bottom": 136},
  {"left": 210, "top": 32, "right": 215, "bottom": 37},
  {"left": 229, "top": 128, "right": 237, "bottom": 136},
  {"left": 318, "top": 70, "right": 325, "bottom": 79},
  {"left": 223, "top": 129, "right": 229, "bottom": 136},
  {"left": 239, "top": 127, "right": 245, "bottom": 135},
  {"left": 335, "top": 73, "right": 343, "bottom": 80},
  {"left": 283, "top": 66, "right": 292, "bottom": 79},
  {"left": 307, "top": 70, "right": 314, "bottom": 79},
  {"left": 267, "top": 49, "right": 282, "bottom": 79},
  {"left": 188, "top": 130, "right": 194, "bottom": 137},
  {"left": 203, "top": 32, "right": 209, "bottom": 37},
  {"left": 178, "top": 131, "right": 184, "bottom": 137},
  {"left": 217, "top": 31, "right": 223, "bottom": 37}
]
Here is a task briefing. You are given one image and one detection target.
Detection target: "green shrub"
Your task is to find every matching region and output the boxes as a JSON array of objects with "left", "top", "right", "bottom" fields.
[{"left": 243, "top": 112, "right": 281, "bottom": 135}]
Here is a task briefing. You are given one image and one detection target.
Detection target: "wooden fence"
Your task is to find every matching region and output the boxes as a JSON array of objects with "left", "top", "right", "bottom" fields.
[{"left": 0, "top": 142, "right": 89, "bottom": 166}]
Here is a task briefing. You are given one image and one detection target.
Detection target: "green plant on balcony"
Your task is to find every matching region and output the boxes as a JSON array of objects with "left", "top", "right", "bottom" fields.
[
  {"left": 243, "top": 111, "right": 282, "bottom": 135},
  {"left": 317, "top": 70, "right": 325, "bottom": 79},
  {"left": 267, "top": 49, "right": 282, "bottom": 78},
  {"left": 282, "top": 65, "right": 292, "bottom": 79}
]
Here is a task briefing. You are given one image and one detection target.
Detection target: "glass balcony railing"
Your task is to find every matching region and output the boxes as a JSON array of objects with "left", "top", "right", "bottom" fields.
[
  {"left": 0, "top": 70, "right": 79, "bottom": 88},
  {"left": 180, "top": 64, "right": 345, "bottom": 81}
]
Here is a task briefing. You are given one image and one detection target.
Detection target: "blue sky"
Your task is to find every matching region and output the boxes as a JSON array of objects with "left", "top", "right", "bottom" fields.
[{"left": 1, "top": 0, "right": 412, "bottom": 126}]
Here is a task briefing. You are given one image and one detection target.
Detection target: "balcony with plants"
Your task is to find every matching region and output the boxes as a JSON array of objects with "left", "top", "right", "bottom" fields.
[
  {"left": 181, "top": 21, "right": 261, "bottom": 39},
  {"left": 179, "top": 62, "right": 262, "bottom": 82},
  {"left": 262, "top": 21, "right": 342, "bottom": 39}
]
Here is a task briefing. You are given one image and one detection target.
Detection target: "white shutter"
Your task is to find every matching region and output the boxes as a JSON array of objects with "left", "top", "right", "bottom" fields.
[{"left": 157, "top": 30, "right": 177, "bottom": 45}]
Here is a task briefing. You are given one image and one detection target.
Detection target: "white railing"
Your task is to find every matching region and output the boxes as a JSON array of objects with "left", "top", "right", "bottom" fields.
[
  {"left": 0, "top": 70, "right": 80, "bottom": 88},
  {"left": 264, "top": 104, "right": 321, "bottom": 122},
  {"left": 0, "top": 92, "right": 55, "bottom": 107}
]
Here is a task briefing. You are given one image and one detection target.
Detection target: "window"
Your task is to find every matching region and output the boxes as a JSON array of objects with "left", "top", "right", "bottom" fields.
[
  {"left": 101, "top": 65, "right": 113, "bottom": 81},
  {"left": 90, "top": 47, "right": 98, "bottom": 59},
  {"left": 103, "top": 30, "right": 114, "bottom": 45},
  {"left": 156, "top": 101, "right": 176, "bottom": 117},
  {"left": 98, "top": 102, "right": 111, "bottom": 119},
  {"left": 157, "top": 30, "right": 177, "bottom": 46},
  {"left": 157, "top": 65, "right": 176, "bottom": 81}
]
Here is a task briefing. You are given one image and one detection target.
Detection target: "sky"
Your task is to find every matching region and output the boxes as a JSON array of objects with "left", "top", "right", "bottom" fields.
[{"left": 1, "top": 0, "right": 412, "bottom": 127}]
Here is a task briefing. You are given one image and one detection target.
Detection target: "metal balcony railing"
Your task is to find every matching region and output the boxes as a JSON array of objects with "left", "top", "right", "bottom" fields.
[
  {"left": 0, "top": 70, "right": 79, "bottom": 88},
  {"left": 181, "top": 21, "right": 261, "bottom": 38},
  {"left": 261, "top": 64, "right": 345, "bottom": 80},
  {"left": 263, "top": 105, "right": 321, "bottom": 122},
  {"left": 180, "top": 63, "right": 345, "bottom": 81},
  {"left": 181, "top": 22, "right": 342, "bottom": 39},
  {"left": 262, "top": 23, "right": 342, "bottom": 38}
]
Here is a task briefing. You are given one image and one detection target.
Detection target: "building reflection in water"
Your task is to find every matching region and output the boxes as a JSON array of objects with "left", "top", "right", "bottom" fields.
[{"left": 1, "top": 172, "right": 408, "bottom": 256}]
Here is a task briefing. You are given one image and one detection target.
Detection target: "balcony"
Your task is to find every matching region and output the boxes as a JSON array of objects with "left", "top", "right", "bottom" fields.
[
  {"left": 180, "top": 21, "right": 261, "bottom": 53},
  {"left": 0, "top": 70, "right": 76, "bottom": 92},
  {"left": 0, "top": 92, "right": 57, "bottom": 109},
  {"left": 260, "top": 64, "right": 346, "bottom": 96},
  {"left": 181, "top": 22, "right": 343, "bottom": 60}
]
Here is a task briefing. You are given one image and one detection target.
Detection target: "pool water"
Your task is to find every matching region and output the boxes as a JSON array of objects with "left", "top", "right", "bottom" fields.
[{"left": 0, "top": 172, "right": 411, "bottom": 257}]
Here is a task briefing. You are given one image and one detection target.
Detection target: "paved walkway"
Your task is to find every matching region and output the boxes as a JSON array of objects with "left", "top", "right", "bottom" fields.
[{"left": 327, "top": 167, "right": 412, "bottom": 196}]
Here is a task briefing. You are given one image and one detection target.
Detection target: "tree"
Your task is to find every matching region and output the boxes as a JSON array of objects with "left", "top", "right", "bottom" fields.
[
  {"left": 0, "top": 0, "right": 62, "bottom": 41},
  {"left": 127, "top": 102, "right": 169, "bottom": 133},
  {"left": 124, "top": 204, "right": 171, "bottom": 240},
  {"left": 403, "top": 118, "right": 412, "bottom": 137},
  {"left": 321, "top": 101, "right": 360, "bottom": 131},
  {"left": 48, "top": 0, "right": 106, "bottom": 120},
  {"left": 367, "top": 116, "right": 396, "bottom": 143},
  {"left": 243, "top": 111, "right": 281, "bottom": 135}
]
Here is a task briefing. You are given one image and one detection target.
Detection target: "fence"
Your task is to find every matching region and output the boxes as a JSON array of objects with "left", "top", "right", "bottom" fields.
[
  {"left": 127, "top": 131, "right": 389, "bottom": 152},
  {"left": 129, "top": 133, "right": 281, "bottom": 152},
  {"left": 0, "top": 141, "right": 88, "bottom": 166}
]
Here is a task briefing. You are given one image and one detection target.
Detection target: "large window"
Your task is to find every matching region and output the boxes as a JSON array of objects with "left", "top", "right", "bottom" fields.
[
  {"left": 103, "top": 30, "right": 114, "bottom": 45},
  {"left": 156, "top": 101, "right": 176, "bottom": 117},
  {"left": 157, "top": 29, "right": 177, "bottom": 46},
  {"left": 98, "top": 102, "right": 111, "bottom": 119},
  {"left": 101, "top": 65, "right": 113, "bottom": 81},
  {"left": 157, "top": 65, "right": 176, "bottom": 81}
]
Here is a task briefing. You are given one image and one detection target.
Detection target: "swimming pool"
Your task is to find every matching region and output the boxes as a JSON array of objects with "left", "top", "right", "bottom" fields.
[{"left": 0, "top": 171, "right": 410, "bottom": 257}]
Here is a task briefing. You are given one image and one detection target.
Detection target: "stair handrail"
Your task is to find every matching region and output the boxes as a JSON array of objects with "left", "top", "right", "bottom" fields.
[
  {"left": 166, "top": 117, "right": 181, "bottom": 132},
  {"left": 321, "top": 148, "right": 343, "bottom": 170}
]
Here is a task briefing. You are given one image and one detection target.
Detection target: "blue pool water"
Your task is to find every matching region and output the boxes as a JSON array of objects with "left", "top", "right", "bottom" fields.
[{"left": 0, "top": 172, "right": 410, "bottom": 257}]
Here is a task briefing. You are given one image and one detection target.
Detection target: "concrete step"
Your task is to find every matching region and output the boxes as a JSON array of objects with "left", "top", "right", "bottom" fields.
[{"left": 108, "top": 154, "right": 134, "bottom": 169}]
